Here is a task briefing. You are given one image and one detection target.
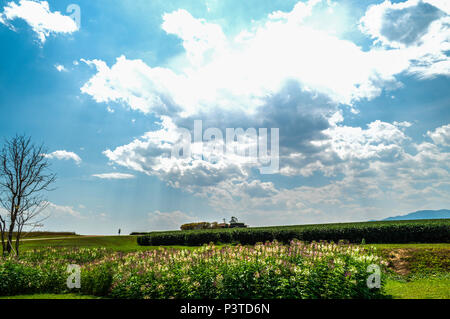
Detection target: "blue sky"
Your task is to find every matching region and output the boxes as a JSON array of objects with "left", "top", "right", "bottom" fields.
[{"left": 0, "top": 0, "right": 449, "bottom": 234}]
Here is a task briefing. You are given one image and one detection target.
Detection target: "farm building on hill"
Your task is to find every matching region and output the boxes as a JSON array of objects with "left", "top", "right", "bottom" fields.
[
  {"left": 180, "top": 217, "right": 248, "bottom": 230},
  {"left": 227, "top": 216, "right": 248, "bottom": 228}
]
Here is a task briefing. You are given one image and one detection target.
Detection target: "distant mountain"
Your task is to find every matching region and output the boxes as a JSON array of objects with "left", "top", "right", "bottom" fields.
[{"left": 383, "top": 209, "right": 450, "bottom": 221}]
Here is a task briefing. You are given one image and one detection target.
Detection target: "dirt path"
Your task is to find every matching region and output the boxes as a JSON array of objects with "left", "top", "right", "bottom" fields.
[{"left": 387, "top": 249, "right": 411, "bottom": 276}]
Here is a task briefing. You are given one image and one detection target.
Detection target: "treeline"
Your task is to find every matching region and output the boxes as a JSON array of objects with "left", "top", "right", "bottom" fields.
[
  {"left": 137, "top": 219, "right": 450, "bottom": 246},
  {"left": 180, "top": 222, "right": 224, "bottom": 230}
]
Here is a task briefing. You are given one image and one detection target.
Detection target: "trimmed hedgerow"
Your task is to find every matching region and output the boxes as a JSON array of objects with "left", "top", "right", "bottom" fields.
[{"left": 137, "top": 219, "right": 450, "bottom": 246}]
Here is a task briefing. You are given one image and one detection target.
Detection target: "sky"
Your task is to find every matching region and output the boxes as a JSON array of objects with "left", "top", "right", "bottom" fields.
[{"left": 0, "top": 0, "right": 449, "bottom": 235}]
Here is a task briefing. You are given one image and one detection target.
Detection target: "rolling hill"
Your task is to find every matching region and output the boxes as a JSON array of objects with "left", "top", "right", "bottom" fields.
[{"left": 383, "top": 209, "right": 450, "bottom": 221}]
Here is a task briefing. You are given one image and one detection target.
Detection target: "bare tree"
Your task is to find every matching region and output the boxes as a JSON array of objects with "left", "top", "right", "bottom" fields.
[
  {"left": 0, "top": 135, "right": 56, "bottom": 256},
  {"left": 0, "top": 208, "right": 6, "bottom": 255}
]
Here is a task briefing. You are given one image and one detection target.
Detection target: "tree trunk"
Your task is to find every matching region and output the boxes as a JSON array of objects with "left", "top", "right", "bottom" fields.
[
  {"left": 14, "top": 236, "right": 20, "bottom": 257},
  {"left": 0, "top": 230, "right": 5, "bottom": 256},
  {"left": 6, "top": 223, "right": 15, "bottom": 254}
]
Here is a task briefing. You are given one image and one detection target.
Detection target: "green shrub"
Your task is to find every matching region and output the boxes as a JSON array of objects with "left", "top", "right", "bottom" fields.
[
  {"left": 81, "top": 262, "right": 114, "bottom": 296},
  {"left": 0, "top": 242, "right": 389, "bottom": 299},
  {"left": 104, "top": 241, "right": 388, "bottom": 299},
  {"left": 0, "top": 247, "right": 110, "bottom": 296}
]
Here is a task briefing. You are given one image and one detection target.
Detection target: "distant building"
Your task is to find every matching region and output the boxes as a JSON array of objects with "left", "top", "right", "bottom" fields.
[
  {"left": 228, "top": 216, "right": 248, "bottom": 228},
  {"left": 180, "top": 217, "right": 248, "bottom": 230}
]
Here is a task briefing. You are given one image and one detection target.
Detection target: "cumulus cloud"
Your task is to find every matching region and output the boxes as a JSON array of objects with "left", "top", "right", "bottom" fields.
[
  {"left": 315, "top": 120, "right": 408, "bottom": 161},
  {"left": 0, "top": 0, "right": 79, "bottom": 43},
  {"left": 360, "top": 0, "right": 444, "bottom": 47},
  {"left": 276, "top": 118, "right": 410, "bottom": 177},
  {"left": 78, "top": 1, "right": 449, "bottom": 225},
  {"left": 80, "top": 57, "right": 181, "bottom": 115},
  {"left": 79, "top": 0, "right": 449, "bottom": 135},
  {"left": 427, "top": 124, "right": 450, "bottom": 146},
  {"left": 103, "top": 116, "right": 250, "bottom": 190},
  {"left": 81, "top": 1, "right": 424, "bottom": 118},
  {"left": 162, "top": 9, "right": 227, "bottom": 66},
  {"left": 43, "top": 150, "right": 81, "bottom": 165},
  {"left": 360, "top": 0, "right": 450, "bottom": 79},
  {"left": 204, "top": 138, "right": 450, "bottom": 225},
  {"left": 43, "top": 202, "right": 85, "bottom": 219},
  {"left": 92, "top": 173, "right": 135, "bottom": 180}
]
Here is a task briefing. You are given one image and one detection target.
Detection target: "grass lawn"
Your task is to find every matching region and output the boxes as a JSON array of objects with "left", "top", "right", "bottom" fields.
[
  {"left": 11, "top": 232, "right": 80, "bottom": 240},
  {"left": 365, "top": 243, "right": 450, "bottom": 249},
  {"left": 20, "top": 235, "right": 194, "bottom": 252},
  {"left": 22, "top": 236, "right": 450, "bottom": 251},
  {"left": 0, "top": 293, "right": 102, "bottom": 299},
  {"left": 385, "top": 276, "right": 450, "bottom": 299}
]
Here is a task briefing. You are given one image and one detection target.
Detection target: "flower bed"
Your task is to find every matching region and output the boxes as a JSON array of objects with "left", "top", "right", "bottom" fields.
[{"left": 0, "top": 241, "right": 387, "bottom": 299}]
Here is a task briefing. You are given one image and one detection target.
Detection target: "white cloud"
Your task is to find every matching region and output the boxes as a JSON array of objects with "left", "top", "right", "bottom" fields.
[
  {"left": 81, "top": 0, "right": 449, "bottom": 124},
  {"left": 393, "top": 121, "right": 413, "bottom": 128},
  {"left": 427, "top": 124, "right": 450, "bottom": 146},
  {"left": 80, "top": 1, "right": 420, "bottom": 118},
  {"left": 360, "top": 0, "right": 450, "bottom": 78},
  {"left": 0, "top": 0, "right": 79, "bottom": 43},
  {"left": 162, "top": 9, "right": 227, "bottom": 66},
  {"left": 314, "top": 120, "right": 408, "bottom": 161},
  {"left": 423, "top": 0, "right": 450, "bottom": 14},
  {"left": 80, "top": 57, "right": 181, "bottom": 115},
  {"left": 44, "top": 150, "right": 81, "bottom": 165},
  {"left": 360, "top": 0, "right": 440, "bottom": 47},
  {"left": 147, "top": 210, "right": 199, "bottom": 231},
  {"left": 45, "top": 202, "right": 84, "bottom": 219},
  {"left": 92, "top": 173, "right": 135, "bottom": 180},
  {"left": 203, "top": 134, "right": 450, "bottom": 225},
  {"left": 103, "top": 116, "right": 250, "bottom": 190},
  {"left": 55, "top": 64, "right": 67, "bottom": 72},
  {"left": 77, "top": 1, "right": 450, "bottom": 225}
]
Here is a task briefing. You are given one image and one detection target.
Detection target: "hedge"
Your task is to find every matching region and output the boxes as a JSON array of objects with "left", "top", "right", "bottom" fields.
[{"left": 137, "top": 219, "right": 450, "bottom": 246}]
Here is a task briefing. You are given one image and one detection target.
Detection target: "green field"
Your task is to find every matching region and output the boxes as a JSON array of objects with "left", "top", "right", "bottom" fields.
[
  {"left": 385, "top": 276, "right": 450, "bottom": 299},
  {"left": 0, "top": 293, "right": 101, "bottom": 299},
  {"left": 137, "top": 219, "right": 450, "bottom": 246},
  {"left": 8, "top": 231, "right": 79, "bottom": 240},
  {"left": 20, "top": 235, "right": 194, "bottom": 252},
  {"left": 19, "top": 234, "right": 450, "bottom": 251}
]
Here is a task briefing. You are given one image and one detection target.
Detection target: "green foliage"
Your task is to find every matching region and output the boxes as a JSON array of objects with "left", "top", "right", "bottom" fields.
[
  {"left": 81, "top": 262, "right": 114, "bottom": 296},
  {"left": 0, "top": 242, "right": 388, "bottom": 299},
  {"left": 406, "top": 249, "right": 450, "bottom": 277},
  {"left": 180, "top": 222, "right": 223, "bottom": 230},
  {"left": 106, "top": 241, "right": 388, "bottom": 299},
  {"left": 0, "top": 293, "right": 101, "bottom": 299},
  {"left": 385, "top": 275, "right": 450, "bottom": 299},
  {"left": 138, "top": 219, "right": 450, "bottom": 246},
  {"left": 0, "top": 248, "right": 109, "bottom": 296}
]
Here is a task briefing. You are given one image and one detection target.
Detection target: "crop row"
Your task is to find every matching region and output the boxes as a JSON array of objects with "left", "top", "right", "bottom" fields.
[{"left": 137, "top": 219, "right": 450, "bottom": 246}]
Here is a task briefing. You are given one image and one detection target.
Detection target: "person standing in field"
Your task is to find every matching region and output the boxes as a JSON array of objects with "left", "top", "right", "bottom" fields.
[{"left": 118, "top": 228, "right": 121, "bottom": 236}]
